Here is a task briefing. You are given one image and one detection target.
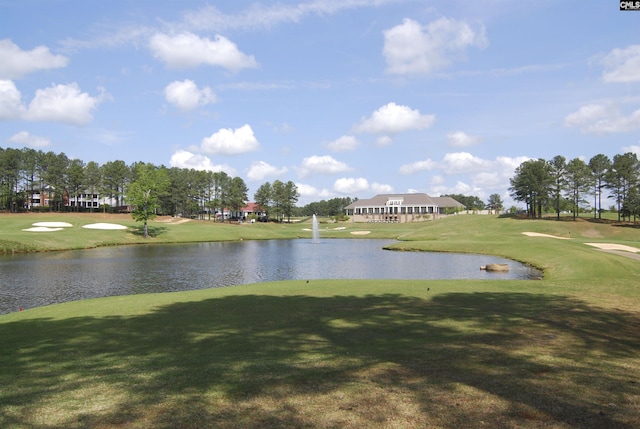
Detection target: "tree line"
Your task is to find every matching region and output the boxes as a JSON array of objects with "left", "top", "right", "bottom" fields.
[
  {"left": 509, "top": 152, "right": 639, "bottom": 221},
  {"left": 0, "top": 147, "right": 300, "bottom": 223}
]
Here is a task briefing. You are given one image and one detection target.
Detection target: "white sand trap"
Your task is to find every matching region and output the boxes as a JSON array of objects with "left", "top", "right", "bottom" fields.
[
  {"left": 32, "top": 222, "right": 73, "bottom": 228},
  {"left": 302, "top": 228, "right": 312, "bottom": 231},
  {"left": 22, "top": 227, "right": 63, "bottom": 232},
  {"left": 82, "top": 223, "right": 128, "bottom": 230},
  {"left": 522, "top": 232, "right": 570, "bottom": 239},
  {"left": 585, "top": 243, "right": 640, "bottom": 253},
  {"left": 350, "top": 230, "right": 371, "bottom": 235},
  {"left": 333, "top": 227, "right": 346, "bottom": 230}
]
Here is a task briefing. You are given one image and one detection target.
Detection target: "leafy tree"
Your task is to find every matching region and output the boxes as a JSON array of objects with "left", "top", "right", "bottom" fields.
[
  {"left": 565, "top": 158, "right": 591, "bottom": 220},
  {"left": 254, "top": 182, "right": 273, "bottom": 220},
  {"left": 101, "top": 160, "right": 129, "bottom": 209},
  {"left": 486, "top": 193, "right": 503, "bottom": 214},
  {"left": 606, "top": 152, "right": 639, "bottom": 221},
  {"left": 84, "top": 161, "right": 102, "bottom": 212},
  {"left": 227, "top": 176, "right": 249, "bottom": 219},
  {"left": 128, "top": 163, "right": 169, "bottom": 238},
  {"left": 548, "top": 155, "right": 567, "bottom": 220},
  {"left": 67, "top": 159, "right": 85, "bottom": 212},
  {"left": 509, "top": 158, "right": 552, "bottom": 218},
  {"left": 588, "top": 154, "right": 611, "bottom": 219}
]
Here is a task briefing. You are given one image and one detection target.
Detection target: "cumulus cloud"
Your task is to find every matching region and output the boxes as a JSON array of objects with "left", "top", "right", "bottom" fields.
[
  {"left": 0, "top": 80, "right": 24, "bottom": 119},
  {"left": 169, "top": 149, "right": 235, "bottom": 174},
  {"left": 376, "top": 135, "right": 393, "bottom": 146},
  {"left": 399, "top": 158, "right": 436, "bottom": 175},
  {"left": 600, "top": 45, "right": 640, "bottom": 83},
  {"left": 0, "top": 80, "right": 104, "bottom": 125},
  {"left": 200, "top": 124, "right": 259, "bottom": 155},
  {"left": 8, "top": 131, "right": 51, "bottom": 148},
  {"left": 0, "top": 39, "right": 68, "bottom": 80},
  {"left": 296, "top": 182, "right": 332, "bottom": 199},
  {"left": 447, "top": 131, "right": 480, "bottom": 147},
  {"left": 164, "top": 79, "right": 217, "bottom": 110},
  {"left": 564, "top": 102, "right": 640, "bottom": 134},
  {"left": 149, "top": 32, "right": 258, "bottom": 72},
  {"left": 383, "top": 17, "right": 488, "bottom": 75},
  {"left": 247, "top": 160, "right": 288, "bottom": 181},
  {"left": 353, "top": 102, "right": 435, "bottom": 135},
  {"left": 333, "top": 177, "right": 370, "bottom": 194},
  {"left": 24, "top": 83, "right": 104, "bottom": 125},
  {"left": 299, "top": 155, "right": 352, "bottom": 177},
  {"left": 327, "top": 135, "right": 359, "bottom": 152}
]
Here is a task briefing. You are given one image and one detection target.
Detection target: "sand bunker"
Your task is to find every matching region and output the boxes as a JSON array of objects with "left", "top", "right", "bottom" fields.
[
  {"left": 32, "top": 222, "right": 72, "bottom": 228},
  {"left": 522, "top": 232, "right": 570, "bottom": 239},
  {"left": 585, "top": 243, "right": 640, "bottom": 253},
  {"left": 350, "top": 231, "right": 371, "bottom": 235},
  {"left": 82, "top": 223, "right": 128, "bottom": 230},
  {"left": 22, "top": 227, "right": 64, "bottom": 232}
]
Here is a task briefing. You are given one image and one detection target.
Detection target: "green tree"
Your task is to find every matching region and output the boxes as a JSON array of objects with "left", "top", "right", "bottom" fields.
[
  {"left": 67, "top": 159, "right": 85, "bottom": 212},
  {"left": 227, "top": 176, "right": 249, "bottom": 220},
  {"left": 606, "top": 152, "right": 639, "bottom": 221},
  {"left": 84, "top": 161, "right": 102, "bottom": 212},
  {"left": 588, "top": 154, "right": 611, "bottom": 219},
  {"left": 509, "top": 158, "right": 552, "bottom": 218},
  {"left": 128, "top": 163, "right": 169, "bottom": 238},
  {"left": 565, "top": 158, "right": 591, "bottom": 220},
  {"left": 486, "top": 193, "right": 503, "bottom": 214},
  {"left": 548, "top": 155, "right": 567, "bottom": 220},
  {"left": 254, "top": 182, "right": 273, "bottom": 220}
]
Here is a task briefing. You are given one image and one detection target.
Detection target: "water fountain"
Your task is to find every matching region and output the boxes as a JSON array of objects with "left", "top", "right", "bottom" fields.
[{"left": 312, "top": 214, "right": 320, "bottom": 243}]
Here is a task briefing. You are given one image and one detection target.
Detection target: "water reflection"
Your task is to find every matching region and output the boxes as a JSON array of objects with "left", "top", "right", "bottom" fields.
[{"left": 0, "top": 239, "right": 541, "bottom": 314}]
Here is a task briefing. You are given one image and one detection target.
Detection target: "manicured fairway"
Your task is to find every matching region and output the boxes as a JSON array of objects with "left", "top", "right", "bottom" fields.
[{"left": 1, "top": 213, "right": 640, "bottom": 428}]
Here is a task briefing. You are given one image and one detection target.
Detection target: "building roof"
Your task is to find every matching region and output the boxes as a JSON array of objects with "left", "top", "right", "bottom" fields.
[
  {"left": 345, "top": 193, "right": 438, "bottom": 208},
  {"left": 431, "top": 196, "right": 466, "bottom": 209}
]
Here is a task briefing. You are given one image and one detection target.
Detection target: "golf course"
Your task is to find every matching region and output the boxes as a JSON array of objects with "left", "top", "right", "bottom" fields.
[{"left": 1, "top": 212, "right": 639, "bottom": 428}]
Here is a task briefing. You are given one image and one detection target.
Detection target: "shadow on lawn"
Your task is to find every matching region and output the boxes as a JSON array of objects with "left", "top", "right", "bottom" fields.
[
  {"left": 1, "top": 292, "right": 639, "bottom": 428},
  {"left": 129, "top": 225, "right": 168, "bottom": 238}
]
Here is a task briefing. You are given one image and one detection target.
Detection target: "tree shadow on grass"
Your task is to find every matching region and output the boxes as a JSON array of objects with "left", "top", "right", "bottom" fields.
[
  {"left": 1, "top": 292, "right": 639, "bottom": 428},
  {"left": 129, "top": 225, "right": 168, "bottom": 238}
]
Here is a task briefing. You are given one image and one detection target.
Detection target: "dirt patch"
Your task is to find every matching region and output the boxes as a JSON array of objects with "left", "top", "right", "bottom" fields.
[
  {"left": 350, "top": 231, "right": 371, "bottom": 235},
  {"left": 522, "top": 232, "right": 570, "bottom": 239},
  {"left": 155, "top": 217, "right": 192, "bottom": 224}
]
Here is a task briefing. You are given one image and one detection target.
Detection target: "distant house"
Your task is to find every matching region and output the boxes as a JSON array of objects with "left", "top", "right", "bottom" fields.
[
  {"left": 223, "top": 202, "right": 267, "bottom": 220},
  {"left": 344, "top": 193, "right": 465, "bottom": 223}
]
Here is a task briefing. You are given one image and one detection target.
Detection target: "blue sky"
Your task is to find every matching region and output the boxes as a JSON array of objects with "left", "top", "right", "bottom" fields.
[{"left": 1, "top": 1, "right": 639, "bottom": 206}]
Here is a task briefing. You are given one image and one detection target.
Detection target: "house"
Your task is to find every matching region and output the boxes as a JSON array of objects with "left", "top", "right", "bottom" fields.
[
  {"left": 344, "top": 193, "right": 465, "bottom": 223},
  {"left": 222, "top": 202, "right": 267, "bottom": 221}
]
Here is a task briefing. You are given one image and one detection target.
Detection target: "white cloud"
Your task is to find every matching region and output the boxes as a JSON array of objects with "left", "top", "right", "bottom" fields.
[
  {"left": 353, "top": 102, "right": 435, "bottom": 134},
  {"left": 149, "top": 32, "right": 258, "bottom": 72},
  {"left": 296, "top": 182, "right": 332, "bottom": 199},
  {"left": 375, "top": 135, "right": 393, "bottom": 146},
  {"left": 371, "top": 182, "right": 393, "bottom": 194},
  {"left": 564, "top": 102, "right": 640, "bottom": 134},
  {"left": 600, "top": 45, "right": 640, "bottom": 83},
  {"left": 0, "top": 81, "right": 104, "bottom": 125},
  {"left": 441, "top": 152, "right": 488, "bottom": 174},
  {"left": 333, "top": 177, "right": 370, "bottom": 194},
  {"left": 0, "top": 39, "right": 68, "bottom": 79},
  {"left": 0, "top": 80, "right": 24, "bottom": 119},
  {"left": 169, "top": 149, "right": 235, "bottom": 174},
  {"left": 622, "top": 144, "right": 640, "bottom": 157},
  {"left": 247, "top": 160, "right": 288, "bottom": 181},
  {"left": 327, "top": 135, "right": 359, "bottom": 152},
  {"left": 299, "top": 155, "right": 352, "bottom": 177},
  {"left": 24, "top": 83, "right": 104, "bottom": 125},
  {"left": 383, "top": 17, "right": 488, "bottom": 76},
  {"left": 399, "top": 158, "right": 436, "bottom": 175},
  {"left": 447, "top": 131, "right": 480, "bottom": 147},
  {"left": 8, "top": 131, "right": 50, "bottom": 148},
  {"left": 164, "top": 79, "right": 217, "bottom": 110},
  {"left": 200, "top": 124, "right": 259, "bottom": 155}
]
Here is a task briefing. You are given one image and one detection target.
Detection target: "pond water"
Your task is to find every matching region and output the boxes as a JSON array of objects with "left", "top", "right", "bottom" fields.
[{"left": 0, "top": 239, "right": 541, "bottom": 314}]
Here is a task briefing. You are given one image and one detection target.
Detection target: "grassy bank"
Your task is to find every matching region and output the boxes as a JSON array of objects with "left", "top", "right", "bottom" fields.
[{"left": 1, "top": 213, "right": 640, "bottom": 428}]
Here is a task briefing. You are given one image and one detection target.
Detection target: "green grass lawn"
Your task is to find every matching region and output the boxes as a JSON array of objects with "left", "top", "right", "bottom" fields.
[{"left": 1, "top": 213, "right": 640, "bottom": 428}]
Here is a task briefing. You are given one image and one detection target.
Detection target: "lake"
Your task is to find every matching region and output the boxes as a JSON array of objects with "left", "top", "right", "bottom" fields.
[{"left": 0, "top": 239, "right": 541, "bottom": 314}]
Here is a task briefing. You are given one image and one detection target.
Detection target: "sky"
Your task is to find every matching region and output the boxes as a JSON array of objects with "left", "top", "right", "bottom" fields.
[{"left": 1, "top": 0, "right": 639, "bottom": 207}]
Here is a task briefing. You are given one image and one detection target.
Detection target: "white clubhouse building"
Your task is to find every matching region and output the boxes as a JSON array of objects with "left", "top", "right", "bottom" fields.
[{"left": 345, "top": 193, "right": 465, "bottom": 223}]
